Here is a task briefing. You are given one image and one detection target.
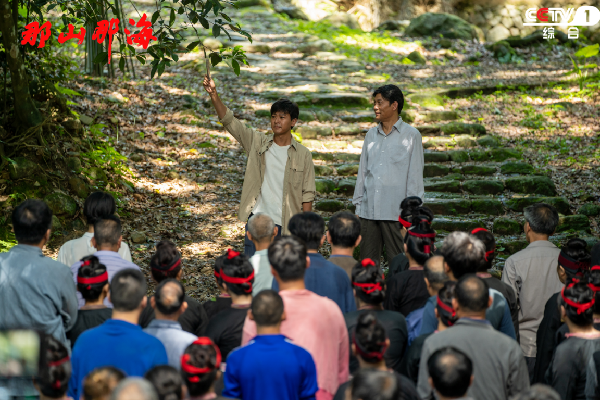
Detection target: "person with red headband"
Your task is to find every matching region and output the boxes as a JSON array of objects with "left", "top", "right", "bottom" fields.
[
  {"left": 139, "top": 241, "right": 209, "bottom": 336},
  {"left": 34, "top": 334, "right": 72, "bottom": 400},
  {"left": 345, "top": 258, "right": 408, "bottom": 374},
  {"left": 417, "top": 276, "right": 529, "bottom": 400},
  {"left": 470, "top": 228, "right": 519, "bottom": 340},
  {"left": 400, "top": 281, "right": 457, "bottom": 384},
  {"left": 181, "top": 338, "right": 233, "bottom": 400},
  {"left": 534, "top": 238, "right": 592, "bottom": 384},
  {"left": 385, "top": 209, "right": 434, "bottom": 317},
  {"left": 333, "top": 312, "right": 419, "bottom": 400},
  {"left": 223, "top": 290, "right": 318, "bottom": 400},
  {"left": 67, "top": 255, "right": 111, "bottom": 347},
  {"left": 546, "top": 282, "right": 600, "bottom": 399},
  {"left": 205, "top": 249, "right": 254, "bottom": 361},
  {"left": 202, "top": 254, "right": 233, "bottom": 321},
  {"left": 388, "top": 197, "right": 425, "bottom": 278}
]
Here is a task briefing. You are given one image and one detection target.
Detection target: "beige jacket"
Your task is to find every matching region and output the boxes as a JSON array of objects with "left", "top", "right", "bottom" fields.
[{"left": 219, "top": 108, "right": 315, "bottom": 234}]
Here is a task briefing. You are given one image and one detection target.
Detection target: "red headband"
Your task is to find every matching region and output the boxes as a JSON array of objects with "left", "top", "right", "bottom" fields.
[
  {"left": 471, "top": 228, "right": 488, "bottom": 235},
  {"left": 408, "top": 230, "right": 436, "bottom": 239},
  {"left": 423, "top": 245, "right": 431, "bottom": 254},
  {"left": 561, "top": 284, "right": 596, "bottom": 314},
  {"left": 214, "top": 269, "right": 221, "bottom": 279},
  {"left": 81, "top": 259, "right": 91, "bottom": 267},
  {"left": 151, "top": 258, "right": 181, "bottom": 272},
  {"left": 227, "top": 249, "right": 240, "bottom": 259},
  {"left": 559, "top": 253, "right": 591, "bottom": 273},
  {"left": 436, "top": 296, "right": 456, "bottom": 326},
  {"left": 484, "top": 248, "right": 495, "bottom": 262},
  {"left": 77, "top": 272, "right": 108, "bottom": 288},
  {"left": 398, "top": 216, "right": 412, "bottom": 228},
  {"left": 181, "top": 337, "right": 222, "bottom": 381},
  {"left": 48, "top": 356, "right": 70, "bottom": 367},
  {"left": 220, "top": 269, "right": 254, "bottom": 293},
  {"left": 353, "top": 281, "right": 382, "bottom": 294},
  {"left": 361, "top": 259, "right": 376, "bottom": 267},
  {"left": 352, "top": 331, "right": 387, "bottom": 361}
]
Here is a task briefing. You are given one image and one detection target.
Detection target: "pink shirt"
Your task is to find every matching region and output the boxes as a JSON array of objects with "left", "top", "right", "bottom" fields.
[{"left": 242, "top": 289, "right": 349, "bottom": 400}]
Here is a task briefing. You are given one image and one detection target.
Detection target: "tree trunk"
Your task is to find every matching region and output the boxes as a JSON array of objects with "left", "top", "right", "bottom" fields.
[{"left": 0, "top": 0, "right": 43, "bottom": 129}]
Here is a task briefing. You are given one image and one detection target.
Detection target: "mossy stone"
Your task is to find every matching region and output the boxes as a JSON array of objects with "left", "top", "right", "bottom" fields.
[
  {"left": 578, "top": 203, "right": 600, "bottom": 217},
  {"left": 471, "top": 199, "right": 504, "bottom": 215},
  {"left": 315, "top": 178, "right": 335, "bottom": 193},
  {"left": 423, "top": 137, "right": 454, "bottom": 149},
  {"left": 493, "top": 218, "right": 522, "bottom": 235},
  {"left": 67, "top": 157, "right": 82, "bottom": 173},
  {"left": 557, "top": 215, "right": 591, "bottom": 233},
  {"left": 441, "top": 122, "right": 486, "bottom": 136},
  {"left": 424, "top": 180, "right": 460, "bottom": 193},
  {"left": 407, "top": 51, "right": 427, "bottom": 64},
  {"left": 505, "top": 197, "right": 570, "bottom": 214},
  {"left": 45, "top": 192, "right": 78, "bottom": 217},
  {"left": 455, "top": 135, "right": 477, "bottom": 148},
  {"left": 503, "top": 240, "right": 528, "bottom": 254},
  {"left": 424, "top": 199, "right": 472, "bottom": 215},
  {"left": 298, "top": 111, "right": 317, "bottom": 121},
  {"left": 255, "top": 109, "right": 271, "bottom": 117},
  {"left": 51, "top": 215, "right": 62, "bottom": 233},
  {"left": 315, "top": 110, "right": 333, "bottom": 122},
  {"left": 490, "top": 148, "right": 522, "bottom": 161},
  {"left": 424, "top": 152, "right": 450, "bottom": 163},
  {"left": 432, "top": 218, "right": 485, "bottom": 232},
  {"left": 447, "top": 150, "right": 470, "bottom": 163},
  {"left": 88, "top": 167, "right": 108, "bottom": 189},
  {"left": 421, "top": 111, "right": 459, "bottom": 122},
  {"left": 341, "top": 113, "right": 373, "bottom": 123},
  {"left": 316, "top": 199, "right": 345, "bottom": 212},
  {"left": 505, "top": 176, "right": 556, "bottom": 196},
  {"left": 296, "top": 126, "right": 331, "bottom": 139},
  {"left": 462, "top": 180, "right": 504, "bottom": 195},
  {"left": 335, "top": 125, "right": 362, "bottom": 135},
  {"left": 401, "top": 110, "right": 417, "bottom": 123},
  {"left": 460, "top": 165, "right": 496, "bottom": 176},
  {"left": 334, "top": 153, "right": 361, "bottom": 162},
  {"left": 312, "top": 151, "right": 335, "bottom": 161},
  {"left": 323, "top": 141, "right": 348, "bottom": 150},
  {"left": 336, "top": 164, "right": 359, "bottom": 176},
  {"left": 314, "top": 165, "right": 334, "bottom": 176},
  {"left": 501, "top": 162, "right": 534, "bottom": 175},
  {"left": 410, "top": 93, "right": 445, "bottom": 108},
  {"left": 477, "top": 135, "right": 500, "bottom": 148},
  {"left": 337, "top": 178, "right": 356, "bottom": 195},
  {"left": 470, "top": 150, "right": 491, "bottom": 161},
  {"left": 68, "top": 177, "right": 89, "bottom": 199},
  {"left": 9, "top": 157, "right": 38, "bottom": 180},
  {"left": 423, "top": 164, "right": 450, "bottom": 178}
]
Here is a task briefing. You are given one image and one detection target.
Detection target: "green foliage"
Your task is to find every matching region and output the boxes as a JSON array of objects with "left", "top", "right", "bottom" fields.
[
  {"left": 55, "top": 83, "right": 81, "bottom": 97},
  {"left": 567, "top": 44, "right": 599, "bottom": 91},
  {"left": 82, "top": 144, "right": 131, "bottom": 177}
]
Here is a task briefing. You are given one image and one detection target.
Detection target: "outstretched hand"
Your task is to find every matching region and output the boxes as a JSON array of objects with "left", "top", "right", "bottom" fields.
[{"left": 203, "top": 75, "right": 217, "bottom": 96}]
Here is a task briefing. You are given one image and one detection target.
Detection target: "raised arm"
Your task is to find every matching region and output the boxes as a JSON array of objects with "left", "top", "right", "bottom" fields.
[{"left": 203, "top": 75, "right": 227, "bottom": 120}]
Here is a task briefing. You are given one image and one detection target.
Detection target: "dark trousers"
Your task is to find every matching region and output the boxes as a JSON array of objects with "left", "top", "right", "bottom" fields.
[
  {"left": 244, "top": 214, "right": 282, "bottom": 258},
  {"left": 525, "top": 356, "right": 536, "bottom": 384},
  {"left": 359, "top": 218, "right": 405, "bottom": 265}
]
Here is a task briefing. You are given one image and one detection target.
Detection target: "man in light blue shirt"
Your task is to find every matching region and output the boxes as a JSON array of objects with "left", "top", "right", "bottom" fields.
[
  {"left": 247, "top": 212, "right": 278, "bottom": 295},
  {"left": 144, "top": 279, "right": 197, "bottom": 369},
  {"left": 70, "top": 215, "right": 140, "bottom": 308}
]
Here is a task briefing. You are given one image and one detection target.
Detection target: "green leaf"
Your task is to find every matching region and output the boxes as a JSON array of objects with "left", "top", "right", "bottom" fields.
[
  {"left": 172, "top": 53, "right": 179, "bottom": 62},
  {"left": 231, "top": 59, "right": 240, "bottom": 76},
  {"left": 119, "top": 57, "right": 125, "bottom": 72},
  {"left": 152, "top": 10, "right": 160, "bottom": 24},
  {"left": 178, "top": 6, "right": 185, "bottom": 14},
  {"left": 151, "top": 63, "right": 159, "bottom": 79},
  {"left": 54, "top": 83, "right": 81, "bottom": 97},
  {"left": 212, "top": 24, "right": 221, "bottom": 37},
  {"left": 209, "top": 52, "right": 222, "bottom": 66},
  {"left": 136, "top": 55, "right": 146, "bottom": 65},
  {"left": 575, "top": 44, "right": 599, "bottom": 58},
  {"left": 583, "top": 64, "right": 597, "bottom": 69},
  {"left": 93, "top": 52, "right": 109, "bottom": 65},
  {"left": 187, "top": 40, "right": 201, "bottom": 51},
  {"left": 220, "top": 12, "right": 231, "bottom": 22},
  {"left": 199, "top": 17, "right": 209, "bottom": 29},
  {"left": 569, "top": 56, "right": 581, "bottom": 74},
  {"left": 169, "top": 8, "right": 176, "bottom": 26},
  {"left": 157, "top": 61, "right": 166, "bottom": 76}
]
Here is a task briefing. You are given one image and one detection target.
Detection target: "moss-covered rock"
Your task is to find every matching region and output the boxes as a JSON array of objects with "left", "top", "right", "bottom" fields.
[
  {"left": 334, "top": 153, "right": 361, "bottom": 162},
  {"left": 448, "top": 150, "right": 470, "bottom": 163},
  {"left": 424, "top": 164, "right": 450, "bottom": 178},
  {"left": 557, "top": 215, "right": 591, "bottom": 233},
  {"left": 421, "top": 111, "right": 459, "bottom": 122},
  {"left": 255, "top": 109, "right": 271, "bottom": 117},
  {"left": 51, "top": 215, "right": 62, "bottom": 233},
  {"left": 334, "top": 125, "right": 362, "bottom": 136},
  {"left": 312, "top": 151, "right": 335, "bottom": 161},
  {"left": 455, "top": 135, "right": 477, "bottom": 148},
  {"left": 578, "top": 203, "right": 600, "bottom": 217},
  {"left": 341, "top": 112, "right": 372, "bottom": 123},
  {"left": 424, "top": 180, "right": 460, "bottom": 193},
  {"left": 441, "top": 122, "right": 486, "bottom": 136},
  {"left": 68, "top": 177, "right": 89, "bottom": 199},
  {"left": 315, "top": 110, "right": 333, "bottom": 122},
  {"left": 67, "top": 157, "right": 82, "bottom": 173},
  {"left": 401, "top": 110, "right": 417, "bottom": 123},
  {"left": 501, "top": 162, "right": 534, "bottom": 175},
  {"left": 460, "top": 165, "right": 496, "bottom": 176},
  {"left": 405, "top": 13, "right": 483, "bottom": 41},
  {"left": 298, "top": 93, "right": 370, "bottom": 107},
  {"left": 337, "top": 178, "right": 356, "bottom": 195},
  {"left": 505, "top": 176, "right": 556, "bottom": 196},
  {"left": 493, "top": 218, "right": 522, "bottom": 235},
  {"left": 296, "top": 126, "right": 331, "bottom": 139},
  {"left": 469, "top": 150, "right": 490, "bottom": 162},
  {"left": 314, "top": 165, "right": 334, "bottom": 176},
  {"left": 298, "top": 110, "right": 317, "bottom": 121},
  {"left": 410, "top": 93, "right": 445, "bottom": 108},
  {"left": 502, "top": 239, "right": 528, "bottom": 254},
  {"left": 423, "top": 137, "right": 454, "bottom": 149},
  {"left": 489, "top": 148, "right": 522, "bottom": 161},
  {"left": 505, "top": 197, "right": 570, "bottom": 214},
  {"left": 424, "top": 199, "right": 471, "bottom": 215},
  {"left": 336, "top": 164, "right": 359, "bottom": 176},
  {"left": 323, "top": 141, "right": 348, "bottom": 150},
  {"left": 316, "top": 199, "right": 345, "bottom": 212},
  {"left": 477, "top": 135, "right": 500, "bottom": 148},
  {"left": 87, "top": 167, "right": 108, "bottom": 189},
  {"left": 432, "top": 218, "right": 485, "bottom": 232},
  {"left": 471, "top": 199, "right": 504, "bottom": 215},
  {"left": 462, "top": 180, "right": 504, "bottom": 195},
  {"left": 407, "top": 51, "right": 426, "bottom": 64},
  {"left": 9, "top": 157, "right": 38, "bottom": 180},
  {"left": 424, "top": 152, "right": 450, "bottom": 163},
  {"left": 45, "top": 192, "right": 77, "bottom": 217},
  {"left": 315, "top": 178, "right": 336, "bottom": 193}
]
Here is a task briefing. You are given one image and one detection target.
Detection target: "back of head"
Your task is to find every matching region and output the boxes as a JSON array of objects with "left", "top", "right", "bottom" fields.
[
  {"left": 94, "top": 215, "right": 122, "bottom": 248},
  {"left": 181, "top": 338, "right": 221, "bottom": 397},
  {"left": 405, "top": 210, "right": 436, "bottom": 265},
  {"left": 524, "top": 203, "right": 559, "bottom": 235},
  {"left": 110, "top": 378, "right": 158, "bottom": 400},
  {"left": 353, "top": 313, "right": 387, "bottom": 364},
  {"left": 247, "top": 213, "right": 276, "bottom": 243},
  {"left": 372, "top": 84, "right": 405, "bottom": 114},
  {"left": 83, "top": 367, "right": 126, "bottom": 400},
  {"left": 110, "top": 269, "right": 147, "bottom": 312},
  {"left": 220, "top": 249, "right": 254, "bottom": 295},
  {"left": 424, "top": 256, "right": 448, "bottom": 293},
  {"left": 77, "top": 256, "right": 109, "bottom": 301},
  {"left": 38, "top": 334, "right": 71, "bottom": 398},
  {"left": 436, "top": 281, "right": 458, "bottom": 327},
  {"left": 213, "top": 254, "right": 226, "bottom": 287},
  {"left": 351, "top": 369, "right": 400, "bottom": 400},
  {"left": 144, "top": 366, "right": 182, "bottom": 400},
  {"left": 251, "top": 290, "right": 284, "bottom": 327},
  {"left": 427, "top": 347, "right": 473, "bottom": 398},
  {"left": 12, "top": 199, "right": 52, "bottom": 244},
  {"left": 559, "top": 238, "right": 592, "bottom": 279},
  {"left": 399, "top": 196, "right": 423, "bottom": 227},
  {"left": 589, "top": 266, "right": 600, "bottom": 314},
  {"left": 155, "top": 279, "right": 185, "bottom": 316},
  {"left": 268, "top": 236, "right": 307, "bottom": 282},
  {"left": 84, "top": 192, "right": 117, "bottom": 225},
  {"left": 351, "top": 259, "right": 385, "bottom": 305},
  {"left": 471, "top": 228, "right": 496, "bottom": 271},
  {"left": 288, "top": 212, "right": 324, "bottom": 250},
  {"left": 561, "top": 281, "right": 595, "bottom": 327},
  {"left": 150, "top": 241, "right": 182, "bottom": 282},
  {"left": 513, "top": 384, "right": 561, "bottom": 400},
  {"left": 455, "top": 275, "right": 489, "bottom": 313},
  {"left": 441, "top": 232, "right": 485, "bottom": 279},
  {"left": 328, "top": 211, "right": 360, "bottom": 248},
  {"left": 270, "top": 98, "right": 299, "bottom": 121}
]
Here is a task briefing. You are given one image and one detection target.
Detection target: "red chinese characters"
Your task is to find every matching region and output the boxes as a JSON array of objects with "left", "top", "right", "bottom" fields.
[
  {"left": 58, "top": 24, "right": 86, "bottom": 45},
  {"left": 92, "top": 18, "right": 119, "bottom": 63},
  {"left": 124, "top": 14, "right": 158, "bottom": 49},
  {"left": 21, "top": 21, "right": 52, "bottom": 48}
]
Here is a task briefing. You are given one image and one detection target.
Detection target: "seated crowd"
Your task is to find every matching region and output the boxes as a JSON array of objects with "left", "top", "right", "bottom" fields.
[{"left": 1, "top": 192, "right": 600, "bottom": 400}]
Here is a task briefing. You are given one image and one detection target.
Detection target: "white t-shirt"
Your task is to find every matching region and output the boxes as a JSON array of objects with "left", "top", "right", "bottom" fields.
[
  {"left": 252, "top": 143, "right": 289, "bottom": 226},
  {"left": 57, "top": 232, "right": 132, "bottom": 267}
]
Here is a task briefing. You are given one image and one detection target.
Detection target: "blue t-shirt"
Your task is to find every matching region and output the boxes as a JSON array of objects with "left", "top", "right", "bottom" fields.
[
  {"left": 223, "top": 334, "right": 318, "bottom": 400},
  {"left": 68, "top": 319, "right": 168, "bottom": 400},
  {"left": 273, "top": 253, "right": 356, "bottom": 313}
]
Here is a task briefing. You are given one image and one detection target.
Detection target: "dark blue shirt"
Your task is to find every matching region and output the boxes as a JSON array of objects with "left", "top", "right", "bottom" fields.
[
  {"left": 272, "top": 253, "right": 356, "bottom": 313},
  {"left": 68, "top": 319, "right": 168, "bottom": 400},
  {"left": 223, "top": 334, "right": 318, "bottom": 400}
]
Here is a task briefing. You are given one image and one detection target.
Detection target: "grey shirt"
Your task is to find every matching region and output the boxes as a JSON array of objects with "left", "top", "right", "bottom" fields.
[
  {"left": 417, "top": 318, "right": 529, "bottom": 400},
  {"left": 502, "top": 240, "right": 562, "bottom": 357},
  {"left": 0, "top": 244, "right": 78, "bottom": 346},
  {"left": 144, "top": 319, "right": 197, "bottom": 370},
  {"left": 352, "top": 118, "right": 424, "bottom": 221}
]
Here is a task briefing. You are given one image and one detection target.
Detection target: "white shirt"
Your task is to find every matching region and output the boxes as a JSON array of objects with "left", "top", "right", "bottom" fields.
[
  {"left": 253, "top": 143, "right": 290, "bottom": 226},
  {"left": 249, "top": 249, "right": 274, "bottom": 295},
  {"left": 57, "top": 232, "right": 132, "bottom": 267}
]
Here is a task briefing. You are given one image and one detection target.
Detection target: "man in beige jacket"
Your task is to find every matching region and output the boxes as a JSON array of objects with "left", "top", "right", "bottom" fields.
[{"left": 203, "top": 76, "right": 315, "bottom": 257}]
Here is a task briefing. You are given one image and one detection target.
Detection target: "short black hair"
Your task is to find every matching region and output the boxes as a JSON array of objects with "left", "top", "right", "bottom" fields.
[
  {"left": 94, "top": 215, "right": 122, "bottom": 247},
  {"left": 110, "top": 268, "right": 147, "bottom": 312},
  {"left": 155, "top": 279, "right": 185, "bottom": 316},
  {"left": 12, "top": 199, "right": 53, "bottom": 244},
  {"left": 524, "top": 203, "right": 559, "bottom": 235},
  {"left": 144, "top": 365, "right": 182, "bottom": 400},
  {"left": 441, "top": 232, "right": 485, "bottom": 279},
  {"left": 471, "top": 229, "right": 496, "bottom": 272},
  {"left": 84, "top": 192, "right": 117, "bottom": 225},
  {"left": 268, "top": 236, "right": 307, "bottom": 282},
  {"left": 328, "top": 211, "right": 360, "bottom": 249},
  {"left": 271, "top": 98, "right": 299, "bottom": 121},
  {"left": 455, "top": 275, "right": 489, "bottom": 313},
  {"left": 288, "top": 212, "right": 324, "bottom": 250},
  {"left": 251, "top": 290, "right": 284, "bottom": 326},
  {"left": 428, "top": 347, "right": 473, "bottom": 398},
  {"left": 373, "top": 84, "right": 404, "bottom": 114}
]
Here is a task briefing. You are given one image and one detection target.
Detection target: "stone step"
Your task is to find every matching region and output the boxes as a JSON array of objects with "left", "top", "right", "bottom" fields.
[
  {"left": 422, "top": 176, "right": 556, "bottom": 196},
  {"left": 424, "top": 196, "right": 570, "bottom": 216}
]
